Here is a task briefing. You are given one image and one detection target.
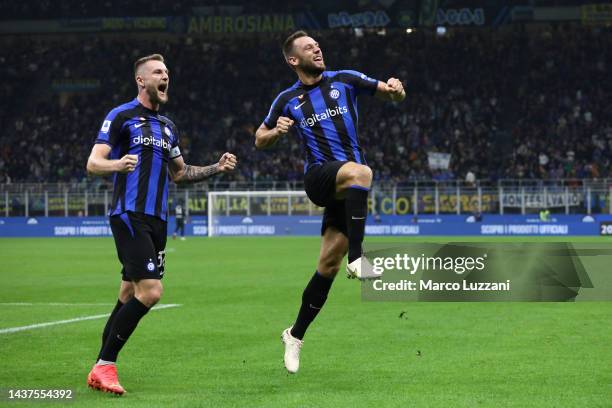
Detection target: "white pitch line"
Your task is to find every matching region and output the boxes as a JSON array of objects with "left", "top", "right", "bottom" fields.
[
  {"left": 0, "top": 303, "right": 115, "bottom": 307},
  {"left": 0, "top": 304, "right": 182, "bottom": 335}
]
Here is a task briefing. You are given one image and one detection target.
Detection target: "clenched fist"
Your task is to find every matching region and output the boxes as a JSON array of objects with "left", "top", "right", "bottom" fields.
[
  {"left": 218, "top": 152, "right": 238, "bottom": 172},
  {"left": 116, "top": 154, "right": 138, "bottom": 173},
  {"left": 275, "top": 116, "right": 294, "bottom": 136},
  {"left": 386, "top": 77, "right": 405, "bottom": 101}
]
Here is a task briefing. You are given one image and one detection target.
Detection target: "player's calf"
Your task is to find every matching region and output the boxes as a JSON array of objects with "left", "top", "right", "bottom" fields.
[
  {"left": 334, "top": 162, "right": 372, "bottom": 263},
  {"left": 316, "top": 237, "right": 347, "bottom": 279},
  {"left": 97, "top": 280, "right": 159, "bottom": 364},
  {"left": 287, "top": 229, "right": 343, "bottom": 349}
]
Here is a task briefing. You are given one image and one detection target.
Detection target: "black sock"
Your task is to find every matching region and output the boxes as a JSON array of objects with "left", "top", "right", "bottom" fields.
[
  {"left": 290, "top": 271, "right": 334, "bottom": 340},
  {"left": 99, "top": 297, "right": 150, "bottom": 362},
  {"left": 345, "top": 185, "right": 369, "bottom": 263},
  {"left": 97, "top": 299, "right": 124, "bottom": 360}
]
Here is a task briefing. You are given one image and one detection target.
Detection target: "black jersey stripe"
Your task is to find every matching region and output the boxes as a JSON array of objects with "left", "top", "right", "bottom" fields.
[
  {"left": 279, "top": 101, "right": 317, "bottom": 166},
  {"left": 135, "top": 125, "right": 154, "bottom": 213},
  {"left": 344, "top": 86, "right": 359, "bottom": 128},
  {"left": 300, "top": 92, "right": 334, "bottom": 161},
  {"left": 113, "top": 126, "right": 132, "bottom": 213},
  {"left": 154, "top": 154, "right": 168, "bottom": 217},
  {"left": 112, "top": 173, "right": 126, "bottom": 214},
  {"left": 320, "top": 84, "right": 357, "bottom": 162},
  {"left": 343, "top": 88, "right": 365, "bottom": 163}
]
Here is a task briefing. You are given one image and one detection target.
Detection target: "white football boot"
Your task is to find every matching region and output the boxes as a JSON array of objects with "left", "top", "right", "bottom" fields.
[
  {"left": 281, "top": 327, "right": 303, "bottom": 374},
  {"left": 346, "top": 256, "right": 381, "bottom": 280}
]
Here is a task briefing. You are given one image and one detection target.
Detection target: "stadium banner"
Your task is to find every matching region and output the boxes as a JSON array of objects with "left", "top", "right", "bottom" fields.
[
  {"left": 434, "top": 0, "right": 514, "bottom": 26},
  {"left": 182, "top": 191, "right": 589, "bottom": 216},
  {"left": 186, "top": 13, "right": 320, "bottom": 33},
  {"left": 419, "top": 0, "right": 440, "bottom": 26},
  {"left": 581, "top": 3, "right": 612, "bottom": 24},
  {"left": 0, "top": 17, "right": 172, "bottom": 34},
  {"left": 360, "top": 242, "right": 612, "bottom": 301},
  {"left": 501, "top": 191, "right": 582, "bottom": 208},
  {"left": 1, "top": 214, "right": 609, "bottom": 237},
  {"left": 327, "top": 10, "right": 392, "bottom": 28},
  {"left": 435, "top": 7, "right": 486, "bottom": 26},
  {"left": 0, "top": 217, "right": 205, "bottom": 237},
  {"left": 427, "top": 152, "right": 451, "bottom": 170},
  {"left": 0, "top": 5, "right": 525, "bottom": 35}
]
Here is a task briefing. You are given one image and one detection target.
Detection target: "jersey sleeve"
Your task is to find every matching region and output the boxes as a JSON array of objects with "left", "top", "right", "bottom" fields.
[
  {"left": 95, "top": 110, "right": 125, "bottom": 147},
  {"left": 169, "top": 122, "right": 181, "bottom": 159},
  {"left": 263, "top": 93, "right": 289, "bottom": 129},
  {"left": 337, "top": 70, "right": 379, "bottom": 96}
]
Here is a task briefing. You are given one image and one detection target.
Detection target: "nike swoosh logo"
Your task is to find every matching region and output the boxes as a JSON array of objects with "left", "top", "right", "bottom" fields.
[
  {"left": 294, "top": 101, "right": 306, "bottom": 110},
  {"left": 309, "top": 304, "right": 321, "bottom": 310},
  {"left": 352, "top": 216, "right": 366, "bottom": 220},
  {"left": 134, "top": 123, "right": 145, "bottom": 128}
]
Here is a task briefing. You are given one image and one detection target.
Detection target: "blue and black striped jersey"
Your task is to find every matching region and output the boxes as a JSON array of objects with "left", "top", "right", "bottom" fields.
[
  {"left": 95, "top": 98, "right": 181, "bottom": 221},
  {"left": 263, "top": 70, "right": 378, "bottom": 172}
]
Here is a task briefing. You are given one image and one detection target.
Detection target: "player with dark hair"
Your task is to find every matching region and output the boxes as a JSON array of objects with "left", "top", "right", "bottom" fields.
[
  {"left": 255, "top": 31, "right": 405, "bottom": 373},
  {"left": 86, "top": 54, "right": 237, "bottom": 395}
]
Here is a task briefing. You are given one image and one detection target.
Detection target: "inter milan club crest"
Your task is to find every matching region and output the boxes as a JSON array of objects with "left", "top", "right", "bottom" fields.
[
  {"left": 164, "top": 126, "right": 171, "bottom": 136},
  {"left": 329, "top": 89, "right": 340, "bottom": 100}
]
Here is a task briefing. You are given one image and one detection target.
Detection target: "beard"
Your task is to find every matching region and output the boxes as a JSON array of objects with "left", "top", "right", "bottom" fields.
[
  {"left": 300, "top": 60, "right": 325, "bottom": 76},
  {"left": 146, "top": 84, "right": 168, "bottom": 105}
]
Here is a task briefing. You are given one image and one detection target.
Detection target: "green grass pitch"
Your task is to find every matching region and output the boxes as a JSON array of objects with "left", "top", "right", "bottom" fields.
[{"left": 1, "top": 236, "right": 611, "bottom": 407}]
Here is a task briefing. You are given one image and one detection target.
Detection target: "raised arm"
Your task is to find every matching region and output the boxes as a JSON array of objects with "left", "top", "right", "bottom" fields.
[
  {"left": 86, "top": 144, "right": 138, "bottom": 176},
  {"left": 375, "top": 78, "right": 406, "bottom": 102},
  {"left": 169, "top": 152, "right": 237, "bottom": 185},
  {"left": 255, "top": 116, "right": 294, "bottom": 149}
]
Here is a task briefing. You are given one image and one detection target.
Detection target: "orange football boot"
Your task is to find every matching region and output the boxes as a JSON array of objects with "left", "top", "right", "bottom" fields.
[{"left": 87, "top": 364, "right": 125, "bottom": 395}]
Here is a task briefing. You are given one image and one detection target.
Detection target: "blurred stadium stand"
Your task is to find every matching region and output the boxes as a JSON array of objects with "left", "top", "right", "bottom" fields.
[{"left": 0, "top": 0, "right": 610, "bottom": 217}]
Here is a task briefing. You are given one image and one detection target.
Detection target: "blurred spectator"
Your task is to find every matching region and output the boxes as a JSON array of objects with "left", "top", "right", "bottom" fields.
[{"left": 0, "top": 26, "right": 610, "bottom": 185}]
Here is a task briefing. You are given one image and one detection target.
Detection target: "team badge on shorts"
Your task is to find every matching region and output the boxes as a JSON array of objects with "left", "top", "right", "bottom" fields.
[
  {"left": 329, "top": 89, "right": 340, "bottom": 100},
  {"left": 147, "top": 259, "right": 155, "bottom": 272}
]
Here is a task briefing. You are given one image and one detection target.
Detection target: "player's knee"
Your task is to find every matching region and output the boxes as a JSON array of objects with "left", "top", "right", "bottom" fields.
[
  {"left": 356, "top": 165, "right": 373, "bottom": 185},
  {"left": 138, "top": 284, "right": 163, "bottom": 307},
  {"left": 119, "top": 289, "right": 134, "bottom": 303},
  {"left": 142, "top": 291, "right": 162, "bottom": 307},
  {"left": 118, "top": 282, "right": 135, "bottom": 303},
  {"left": 345, "top": 164, "right": 372, "bottom": 186}
]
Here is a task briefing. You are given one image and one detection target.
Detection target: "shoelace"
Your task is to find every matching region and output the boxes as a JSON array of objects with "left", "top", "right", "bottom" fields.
[{"left": 289, "top": 338, "right": 303, "bottom": 357}]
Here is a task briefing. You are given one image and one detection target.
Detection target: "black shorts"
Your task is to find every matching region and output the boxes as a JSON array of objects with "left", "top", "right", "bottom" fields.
[
  {"left": 304, "top": 161, "right": 348, "bottom": 237},
  {"left": 109, "top": 211, "right": 167, "bottom": 281}
]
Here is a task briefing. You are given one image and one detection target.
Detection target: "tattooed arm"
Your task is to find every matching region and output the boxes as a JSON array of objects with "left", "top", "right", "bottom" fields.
[{"left": 169, "top": 152, "right": 238, "bottom": 184}]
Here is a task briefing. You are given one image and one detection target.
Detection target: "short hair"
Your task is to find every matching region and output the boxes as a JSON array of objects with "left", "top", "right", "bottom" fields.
[
  {"left": 134, "top": 54, "right": 165, "bottom": 74},
  {"left": 282, "top": 30, "right": 309, "bottom": 59}
]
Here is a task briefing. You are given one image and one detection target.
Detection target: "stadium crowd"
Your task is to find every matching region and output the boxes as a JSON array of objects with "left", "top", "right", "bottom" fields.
[
  {"left": 0, "top": 0, "right": 322, "bottom": 20},
  {"left": 0, "top": 26, "right": 610, "bottom": 185}
]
